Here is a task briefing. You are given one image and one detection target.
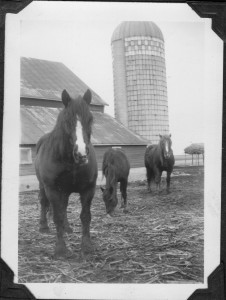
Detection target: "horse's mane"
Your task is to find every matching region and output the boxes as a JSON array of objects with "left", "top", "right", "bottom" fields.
[{"left": 39, "top": 96, "right": 93, "bottom": 161}]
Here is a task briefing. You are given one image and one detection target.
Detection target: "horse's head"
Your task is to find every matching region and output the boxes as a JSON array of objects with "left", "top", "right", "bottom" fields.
[
  {"left": 159, "top": 134, "right": 173, "bottom": 159},
  {"left": 101, "top": 186, "right": 118, "bottom": 215},
  {"left": 61, "top": 89, "right": 93, "bottom": 165}
]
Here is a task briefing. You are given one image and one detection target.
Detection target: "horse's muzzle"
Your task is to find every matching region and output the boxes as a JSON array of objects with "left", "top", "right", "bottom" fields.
[
  {"left": 73, "top": 146, "right": 89, "bottom": 165},
  {"left": 164, "top": 152, "right": 171, "bottom": 159}
]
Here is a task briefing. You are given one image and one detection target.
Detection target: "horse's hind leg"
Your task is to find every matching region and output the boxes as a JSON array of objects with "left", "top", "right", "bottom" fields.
[
  {"left": 120, "top": 180, "right": 128, "bottom": 212},
  {"left": 39, "top": 186, "right": 50, "bottom": 233},
  {"left": 80, "top": 187, "right": 96, "bottom": 254},
  {"left": 146, "top": 167, "right": 152, "bottom": 192},
  {"left": 47, "top": 199, "right": 72, "bottom": 233}
]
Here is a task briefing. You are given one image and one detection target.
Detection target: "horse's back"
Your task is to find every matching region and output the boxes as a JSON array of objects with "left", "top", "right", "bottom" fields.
[{"left": 102, "top": 148, "right": 130, "bottom": 180}]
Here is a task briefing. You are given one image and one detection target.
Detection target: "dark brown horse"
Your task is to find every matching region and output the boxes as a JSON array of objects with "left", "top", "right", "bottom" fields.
[
  {"left": 144, "top": 134, "right": 175, "bottom": 193},
  {"left": 101, "top": 148, "right": 130, "bottom": 215},
  {"left": 35, "top": 89, "right": 97, "bottom": 257}
]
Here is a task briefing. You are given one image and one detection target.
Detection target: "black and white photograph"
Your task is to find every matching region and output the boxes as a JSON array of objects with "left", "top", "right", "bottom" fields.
[{"left": 1, "top": 1, "right": 223, "bottom": 300}]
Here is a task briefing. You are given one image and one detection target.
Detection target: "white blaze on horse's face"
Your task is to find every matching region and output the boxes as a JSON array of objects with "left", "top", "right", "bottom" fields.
[
  {"left": 74, "top": 115, "right": 88, "bottom": 163},
  {"left": 165, "top": 141, "right": 169, "bottom": 154},
  {"left": 164, "top": 140, "right": 171, "bottom": 158}
]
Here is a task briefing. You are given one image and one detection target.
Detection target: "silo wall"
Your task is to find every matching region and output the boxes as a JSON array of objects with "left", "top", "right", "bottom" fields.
[
  {"left": 111, "top": 22, "right": 169, "bottom": 145},
  {"left": 124, "top": 36, "right": 169, "bottom": 144},
  {"left": 111, "top": 39, "right": 128, "bottom": 127}
]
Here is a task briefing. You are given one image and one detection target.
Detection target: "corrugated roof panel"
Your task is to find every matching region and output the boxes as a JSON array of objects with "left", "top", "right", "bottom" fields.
[
  {"left": 20, "top": 109, "right": 45, "bottom": 144},
  {"left": 20, "top": 106, "right": 148, "bottom": 146},
  {"left": 21, "top": 57, "right": 107, "bottom": 106}
]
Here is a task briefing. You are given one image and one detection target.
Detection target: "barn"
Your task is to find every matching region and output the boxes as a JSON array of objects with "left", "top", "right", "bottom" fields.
[{"left": 20, "top": 57, "right": 148, "bottom": 175}]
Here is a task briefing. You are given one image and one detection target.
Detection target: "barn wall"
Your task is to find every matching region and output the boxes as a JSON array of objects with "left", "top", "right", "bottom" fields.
[
  {"left": 19, "top": 146, "right": 36, "bottom": 176},
  {"left": 94, "top": 145, "right": 146, "bottom": 169},
  {"left": 19, "top": 145, "right": 146, "bottom": 176}
]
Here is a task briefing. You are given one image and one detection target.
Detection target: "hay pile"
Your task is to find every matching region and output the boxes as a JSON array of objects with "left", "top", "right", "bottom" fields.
[{"left": 18, "top": 166, "right": 204, "bottom": 283}]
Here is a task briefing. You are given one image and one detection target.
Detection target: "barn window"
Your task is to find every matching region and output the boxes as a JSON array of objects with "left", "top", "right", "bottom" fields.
[{"left": 20, "top": 148, "right": 32, "bottom": 164}]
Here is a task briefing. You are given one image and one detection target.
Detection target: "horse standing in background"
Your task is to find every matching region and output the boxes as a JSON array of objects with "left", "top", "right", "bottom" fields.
[
  {"left": 35, "top": 89, "right": 97, "bottom": 257},
  {"left": 101, "top": 148, "right": 130, "bottom": 215},
  {"left": 144, "top": 134, "right": 175, "bottom": 193}
]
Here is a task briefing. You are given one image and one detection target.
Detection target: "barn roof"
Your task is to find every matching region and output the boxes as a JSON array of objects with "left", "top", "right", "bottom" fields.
[
  {"left": 21, "top": 57, "right": 107, "bottom": 106},
  {"left": 20, "top": 106, "right": 148, "bottom": 146}
]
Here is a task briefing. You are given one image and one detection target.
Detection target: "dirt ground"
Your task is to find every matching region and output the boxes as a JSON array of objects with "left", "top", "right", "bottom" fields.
[{"left": 18, "top": 166, "right": 204, "bottom": 283}]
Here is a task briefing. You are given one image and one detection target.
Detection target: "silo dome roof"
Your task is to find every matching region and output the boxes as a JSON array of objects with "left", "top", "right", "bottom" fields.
[{"left": 111, "top": 21, "right": 164, "bottom": 43}]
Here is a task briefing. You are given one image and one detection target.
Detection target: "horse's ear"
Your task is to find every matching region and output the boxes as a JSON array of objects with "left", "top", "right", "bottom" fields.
[
  {"left": 83, "top": 89, "right": 92, "bottom": 105},
  {"left": 169, "top": 133, "right": 171, "bottom": 137},
  {"left": 62, "top": 89, "right": 71, "bottom": 107}
]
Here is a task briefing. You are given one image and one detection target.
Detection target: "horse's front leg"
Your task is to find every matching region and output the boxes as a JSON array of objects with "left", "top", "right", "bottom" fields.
[
  {"left": 44, "top": 187, "right": 68, "bottom": 258},
  {"left": 146, "top": 167, "right": 152, "bottom": 192},
  {"left": 155, "top": 169, "right": 162, "bottom": 193},
  {"left": 120, "top": 180, "right": 128, "bottom": 213},
  {"left": 166, "top": 170, "right": 172, "bottom": 193},
  {"left": 80, "top": 187, "right": 96, "bottom": 254}
]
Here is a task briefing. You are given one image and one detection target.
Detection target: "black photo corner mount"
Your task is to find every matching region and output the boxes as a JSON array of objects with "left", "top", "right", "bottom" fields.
[{"left": 0, "top": 1, "right": 225, "bottom": 300}]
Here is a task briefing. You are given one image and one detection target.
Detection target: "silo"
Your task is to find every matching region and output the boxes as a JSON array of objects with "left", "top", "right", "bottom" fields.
[{"left": 111, "top": 21, "right": 169, "bottom": 144}]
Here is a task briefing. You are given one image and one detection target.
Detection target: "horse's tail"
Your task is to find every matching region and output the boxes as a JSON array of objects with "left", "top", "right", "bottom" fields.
[{"left": 144, "top": 144, "right": 156, "bottom": 166}]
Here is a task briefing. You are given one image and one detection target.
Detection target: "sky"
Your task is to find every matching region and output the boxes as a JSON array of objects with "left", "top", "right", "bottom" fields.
[{"left": 19, "top": 2, "right": 223, "bottom": 154}]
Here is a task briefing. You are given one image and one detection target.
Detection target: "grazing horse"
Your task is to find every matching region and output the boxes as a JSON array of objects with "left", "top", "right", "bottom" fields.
[
  {"left": 35, "top": 89, "right": 97, "bottom": 257},
  {"left": 101, "top": 148, "right": 130, "bottom": 215},
  {"left": 144, "top": 134, "right": 175, "bottom": 193}
]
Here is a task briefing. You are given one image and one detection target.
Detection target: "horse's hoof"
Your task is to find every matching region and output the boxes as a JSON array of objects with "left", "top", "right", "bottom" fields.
[
  {"left": 123, "top": 208, "right": 129, "bottom": 214},
  {"left": 120, "top": 204, "right": 125, "bottom": 209},
  {"left": 65, "top": 226, "right": 73, "bottom": 234},
  {"left": 54, "top": 244, "right": 68, "bottom": 259},
  {"left": 81, "top": 237, "right": 94, "bottom": 254},
  {"left": 39, "top": 226, "right": 50, "bottom": 233}
]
